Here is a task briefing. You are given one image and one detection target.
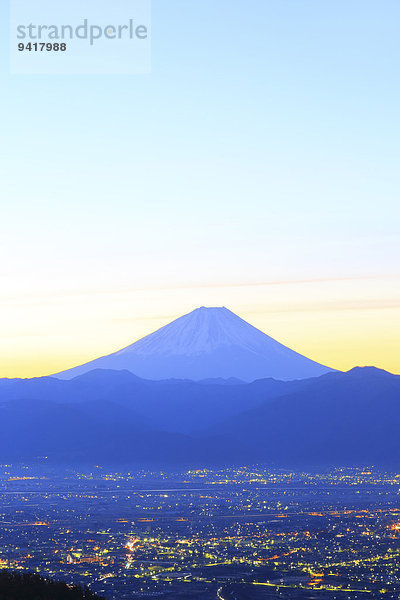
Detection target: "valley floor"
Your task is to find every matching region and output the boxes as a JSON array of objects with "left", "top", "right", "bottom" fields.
[{"left": 0, "top": 464, "right": 399, "bottom": 599}]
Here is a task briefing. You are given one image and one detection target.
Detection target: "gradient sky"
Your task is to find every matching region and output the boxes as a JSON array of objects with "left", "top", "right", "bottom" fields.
[{"left": 1, "top": 0, "right": 399, "bottom": 378}]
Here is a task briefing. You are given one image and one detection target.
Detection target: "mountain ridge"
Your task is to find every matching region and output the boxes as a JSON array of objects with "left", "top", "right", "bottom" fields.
[{"left": 0, "top": 366, "right": 399, "bottom": 466}]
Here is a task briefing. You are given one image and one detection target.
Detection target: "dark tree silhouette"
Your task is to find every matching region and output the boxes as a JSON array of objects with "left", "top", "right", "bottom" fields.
[{"left": 0, "top": 571, "right": 104, "bottom": 600}]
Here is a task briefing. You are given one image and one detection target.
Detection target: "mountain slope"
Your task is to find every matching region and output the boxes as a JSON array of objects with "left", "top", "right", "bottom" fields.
[
  {"left": 202, "top": 367, "right": 400, "bottom": 466},
  {"left": 54, "top": 307, "right": 333, "bottom": 382},
  {"left": 0, "top": 369, "right": 304, "bottom": 433},
  {"left": 0, "top": 367, "right": 400, "bottom": 466}
]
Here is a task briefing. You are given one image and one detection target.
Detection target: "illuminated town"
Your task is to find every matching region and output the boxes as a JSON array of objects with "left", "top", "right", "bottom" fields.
[{"left": 0, "top": 464, "right": 399, "bottom": 599}]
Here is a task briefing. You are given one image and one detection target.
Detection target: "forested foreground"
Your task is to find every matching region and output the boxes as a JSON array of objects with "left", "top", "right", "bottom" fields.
[{"left": 0, "top": 571, "right": 103, "bottom": 600}]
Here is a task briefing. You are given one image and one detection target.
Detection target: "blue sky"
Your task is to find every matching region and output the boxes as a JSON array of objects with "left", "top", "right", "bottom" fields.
[{"left": 0, "top": 0, "right": 399, "bottom": 376}]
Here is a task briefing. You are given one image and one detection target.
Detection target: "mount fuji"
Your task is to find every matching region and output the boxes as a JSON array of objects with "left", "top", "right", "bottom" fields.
[{"left": 55, "top": 307, "right": 334, "bottom": 382}]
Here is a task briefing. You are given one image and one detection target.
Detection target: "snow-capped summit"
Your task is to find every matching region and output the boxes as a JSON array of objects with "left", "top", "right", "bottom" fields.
[{"left": 54, "top": 307, "right": 334, "bottom": 382}]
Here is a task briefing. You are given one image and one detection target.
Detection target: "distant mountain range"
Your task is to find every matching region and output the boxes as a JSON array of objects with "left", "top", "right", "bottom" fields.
[
  {"left": 54, "top": 307, "right": 333, "bottom": 382},
  {"left": 0, "top": 366, "right": 399, "bottom": 467},
  {"left": 0, "top": 307, "right": 398, "bottom": 467}
]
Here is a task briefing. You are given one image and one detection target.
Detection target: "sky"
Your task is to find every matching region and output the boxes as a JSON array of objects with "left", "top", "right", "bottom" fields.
[{"left": 0, "top": 0, "right": 399, "bottom": 378}]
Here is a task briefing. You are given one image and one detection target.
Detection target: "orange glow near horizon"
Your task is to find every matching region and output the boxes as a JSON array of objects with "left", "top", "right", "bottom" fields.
[
  {"left": 2, "top": 2, "right": 399, "bottom": 383},
  {"left": 0, "top": 276, "right": 399, "bottom": 379}
]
